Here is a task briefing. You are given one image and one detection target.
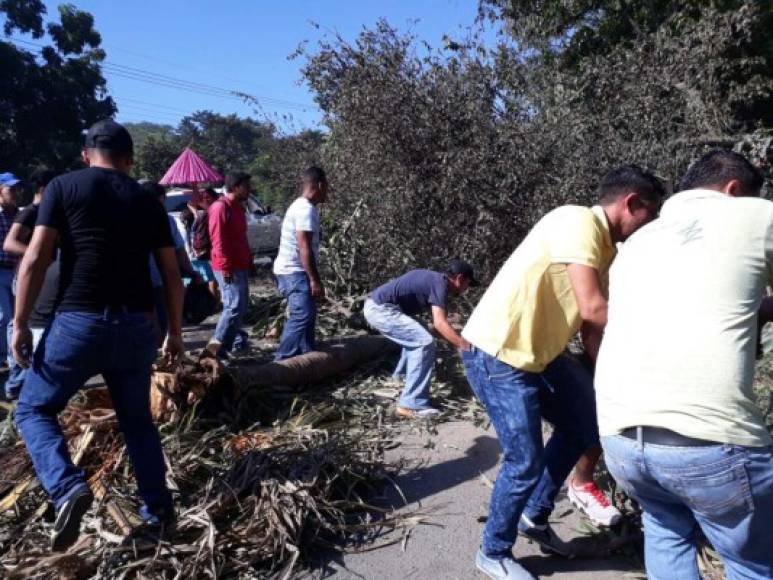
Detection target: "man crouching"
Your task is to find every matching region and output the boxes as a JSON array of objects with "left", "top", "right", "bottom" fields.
[{"left": 364, "top": 260, "right": 477, "bottom": 419}]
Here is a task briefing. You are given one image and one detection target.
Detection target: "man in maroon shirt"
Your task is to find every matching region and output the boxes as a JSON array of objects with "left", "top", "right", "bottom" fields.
[{"left": 206, "top": 172, "right": 252, "bottom": 358}]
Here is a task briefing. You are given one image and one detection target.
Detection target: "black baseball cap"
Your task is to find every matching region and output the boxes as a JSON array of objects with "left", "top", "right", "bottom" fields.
[
  {"left": 84, "top": 120, "right": 133, "bottom": 153},
  {"left": 448, "top": 259, "right": 479, "bottom": 286}
]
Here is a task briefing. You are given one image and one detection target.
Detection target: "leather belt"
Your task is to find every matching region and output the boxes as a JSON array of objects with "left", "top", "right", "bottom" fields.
[{"left": 620, "top": 426, "right": 718, "bottom": 447}]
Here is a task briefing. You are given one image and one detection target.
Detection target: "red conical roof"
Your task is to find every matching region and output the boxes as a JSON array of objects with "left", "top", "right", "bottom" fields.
[{"left": 159, "top": 147, "right": 223, "bottom": 186}]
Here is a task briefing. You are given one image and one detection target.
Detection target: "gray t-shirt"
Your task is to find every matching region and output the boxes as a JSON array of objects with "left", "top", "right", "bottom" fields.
[{"left": 273, "top": 197, "right": 320, "bottom": 276}]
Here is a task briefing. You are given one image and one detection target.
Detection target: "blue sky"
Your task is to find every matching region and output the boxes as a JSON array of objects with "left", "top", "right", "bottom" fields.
[{"left": 24, "top": 1, "right": 488, "bottom": 131}]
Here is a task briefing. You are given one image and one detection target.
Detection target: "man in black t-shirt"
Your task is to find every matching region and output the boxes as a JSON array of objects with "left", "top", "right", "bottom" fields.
[
  {"left": 13, "top": 120, "right": 184, "bottom": 552},
  {"left": 3, "top": 167, "right": 56, "bottom": 400},
  {"left": 363, "top": 260, "right": 477, "bottom": 419}
]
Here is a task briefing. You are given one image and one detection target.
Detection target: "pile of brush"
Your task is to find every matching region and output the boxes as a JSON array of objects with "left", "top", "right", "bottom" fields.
[{"left": 0, "top": 336, "right": 420, "bottom": 579}]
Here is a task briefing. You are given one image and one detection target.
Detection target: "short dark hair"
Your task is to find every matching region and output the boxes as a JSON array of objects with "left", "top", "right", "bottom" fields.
[
  {"left": 202, "top": 187, "right": 219, "bottom": 201},
  {"left": 225, "top": 172, "right": 251, "bottom": 192},
  {"left": 302, "top": 166, "right": 327, "bottom": 186},
  {"left": 598, "top": 165, "right": 666, "bottom": 206},
  {"left": 29, "top": 167, "right": 56, "bottom": 190},
  {"left": 140, "top": 181, "right": 166, "bottom": 200},
  {"left": 679, "top": 149, "right": 763, "bottom": 196}
]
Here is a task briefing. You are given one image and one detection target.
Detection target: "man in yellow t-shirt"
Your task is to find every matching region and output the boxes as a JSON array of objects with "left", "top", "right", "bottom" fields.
[{"left": 465, "top": 166, "right": 665, "bottom": 580}]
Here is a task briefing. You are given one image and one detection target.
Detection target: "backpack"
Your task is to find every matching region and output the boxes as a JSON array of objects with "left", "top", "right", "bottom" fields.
[{"left": 190, "top": 210, "right": 211, "bottom": 260}]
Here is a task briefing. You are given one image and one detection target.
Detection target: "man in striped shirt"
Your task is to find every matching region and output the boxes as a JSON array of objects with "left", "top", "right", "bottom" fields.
[{"left": 273, "top": 167, "right": 328, "bottom": 360}]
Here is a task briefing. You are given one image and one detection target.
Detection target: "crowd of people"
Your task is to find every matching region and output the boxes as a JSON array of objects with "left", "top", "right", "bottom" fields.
[{"left": 1, "top": 119, "right": 771, "bottom": 580}]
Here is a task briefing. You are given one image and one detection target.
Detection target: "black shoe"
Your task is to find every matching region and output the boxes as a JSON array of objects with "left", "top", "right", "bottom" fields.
[
  {"left": 518, "top": 515, "right": 572, "bottom": 558},
  {"left": 51, "top": 486, "right": 94, "bottom": 552}
]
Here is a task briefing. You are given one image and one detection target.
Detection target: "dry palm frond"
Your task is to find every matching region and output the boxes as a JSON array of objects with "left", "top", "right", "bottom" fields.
[{"left": 0, "top": 327, "right": 416, "bottom": 579}]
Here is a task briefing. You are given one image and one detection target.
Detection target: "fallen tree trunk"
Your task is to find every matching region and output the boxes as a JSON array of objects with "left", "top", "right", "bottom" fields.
[
  {"left": 150, "top": 335, "right": 398, "bottom": 421},
  {"left": 230, "top": 335, "right": 399, "bottom": 387}
]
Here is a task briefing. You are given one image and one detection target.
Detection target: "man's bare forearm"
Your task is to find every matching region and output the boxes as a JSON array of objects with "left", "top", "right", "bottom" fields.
[
  {"left": 580, "top": 319, "right": 605, "bottom": 361},
  {"left": 435, "top": 319, "right": 467, "bottom": 349},
  {"left": 299, "top": 245, "right": 321, "bottom": 284},
  {"left": 3, "top": 224, "right": 31, "bottom": 256}
]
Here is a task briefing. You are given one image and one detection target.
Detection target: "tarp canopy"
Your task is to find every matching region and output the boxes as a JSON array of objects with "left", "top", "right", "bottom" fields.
[{"left": 159, "top": 147, "right": 223, "bottom": 186}]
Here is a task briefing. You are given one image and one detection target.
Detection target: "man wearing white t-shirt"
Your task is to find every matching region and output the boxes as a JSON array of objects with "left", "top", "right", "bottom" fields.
[{"left": 273, "top": 167, "right": 328, "bottom": 360}]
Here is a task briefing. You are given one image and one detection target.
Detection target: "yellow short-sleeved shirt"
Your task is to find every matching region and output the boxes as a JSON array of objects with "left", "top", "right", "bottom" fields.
[{"left": 462, "top": 205, "right": 616, "bottom": 372}]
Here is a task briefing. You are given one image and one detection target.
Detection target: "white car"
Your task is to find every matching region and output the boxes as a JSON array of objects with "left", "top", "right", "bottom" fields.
[{"left": 164, "top": 188, "right": 282, "bottom": 260}]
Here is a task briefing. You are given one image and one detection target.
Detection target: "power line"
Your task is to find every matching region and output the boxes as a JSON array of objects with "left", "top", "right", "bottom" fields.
[
  {"left": 120, "top": 97, "right": 192, "bottom": 114},
  {"left": 104, "top": 42, "right": 291, "bottom": 97},
  {"left": 4, "top": 36, "right": 320, "bottom": 113},
  {"left": 118, "top": 104, "right": 183, "bottom": 121}
]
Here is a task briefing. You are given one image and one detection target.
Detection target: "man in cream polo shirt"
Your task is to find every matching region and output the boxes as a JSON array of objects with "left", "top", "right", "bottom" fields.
[
  {"left": 463, "top": 166, "right": 665, "bottom": 580},
  {"left": 596, "top": 150, "right": 772, "bottom": 579}
]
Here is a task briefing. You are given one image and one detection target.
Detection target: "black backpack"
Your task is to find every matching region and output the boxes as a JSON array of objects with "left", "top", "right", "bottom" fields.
[{"left": 190, "top": 210, "right": 211, "bottom": 260}]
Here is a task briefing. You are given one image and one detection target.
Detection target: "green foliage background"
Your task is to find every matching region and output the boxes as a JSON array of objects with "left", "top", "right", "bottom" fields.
[
  {"left": 0, "top": 0, "right": 115, "bottom": 175},
  {"left": 300, "top": 0, "right": 773, "bottom": 292},
  {"left": 126, "top": 114, "right": 324, "bottom": 211}
]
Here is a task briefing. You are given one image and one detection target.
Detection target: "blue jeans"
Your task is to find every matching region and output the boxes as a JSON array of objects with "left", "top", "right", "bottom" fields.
[
  {"left": 275, "top": 272, "right": 317, "bottom": 360},
  {"left": 15, "top": 311, "right": 172, "bottom": 515},
  {"left": 213, "top": 270, "right": 249, "bottom": 354},
  {"left": 462, "top": 348, "right": 599, "bottom": 557},
  {"left": 602, "top": 434, "right": 773, "bottom": 580},
  {"left": 0, "top": 267, "right": 14, "bottom": 360},
  {"left": 363, "top": 299, "right": 435, "bottom": 409}
]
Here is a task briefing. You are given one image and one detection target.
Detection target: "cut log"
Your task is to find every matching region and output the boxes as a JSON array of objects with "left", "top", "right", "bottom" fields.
[
  {"left": 149, "top": 335, "right": 398, "bottom": 422},
  {"left": 231, "top": 335, "right": 399, "bottom": 387}
]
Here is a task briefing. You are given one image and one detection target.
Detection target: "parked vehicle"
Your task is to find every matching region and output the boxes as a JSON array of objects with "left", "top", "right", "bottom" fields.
[{"left": 164, "top": 188, "right": 282, "bottom": 260}]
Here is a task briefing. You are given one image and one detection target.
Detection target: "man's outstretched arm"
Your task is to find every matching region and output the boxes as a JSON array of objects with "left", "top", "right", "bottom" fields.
[{"left": 431, "top": 306, "right": 471, "bottom": 351}]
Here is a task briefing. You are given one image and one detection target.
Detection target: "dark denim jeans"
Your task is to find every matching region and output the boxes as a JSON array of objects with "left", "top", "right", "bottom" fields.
[
  {"left": 213, "top": 270, "right": 249, "bottom": 353},
  {"left": 15, "top": 311, "right": 172, "bottom": 515},
  {"left": 603, "top": 435, "right": 773, "bottom": 579},
  {"left": 462, "top": 348, "right": 599, "bottom": 557},
  {"left": 275, "top": 272, "right": 317, "bottom": 360}
]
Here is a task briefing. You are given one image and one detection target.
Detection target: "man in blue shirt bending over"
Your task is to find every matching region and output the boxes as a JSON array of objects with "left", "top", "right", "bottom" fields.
[{"left": 364, "top": 259, "right": 477, "bottom": 418}]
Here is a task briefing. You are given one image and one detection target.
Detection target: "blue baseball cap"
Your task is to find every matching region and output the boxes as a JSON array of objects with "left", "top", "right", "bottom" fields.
[{"left": 0, "top": 173, "right": 21, "bottom": 187}]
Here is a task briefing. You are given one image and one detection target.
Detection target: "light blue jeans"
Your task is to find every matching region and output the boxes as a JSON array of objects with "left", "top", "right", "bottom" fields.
[
  {"left": 602, "top": 434, "right": 773, "bottom": 580},
  {"left": 363, "top": 298, "right": 435, "bottom": 410},
  {"left": 213, "top": 270, "right": 249, "bottom": 354}
]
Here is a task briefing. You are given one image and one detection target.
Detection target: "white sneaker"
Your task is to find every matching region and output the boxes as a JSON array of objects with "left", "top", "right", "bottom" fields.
[
  {"left": 475, "top": 549, "right": 535, "bottom": 580},
  {"left": 567, "top": 481, "right": 622, "bottom": 526},
  {"left": 396, "top": 406, "right": 441, "bottom": 419}
]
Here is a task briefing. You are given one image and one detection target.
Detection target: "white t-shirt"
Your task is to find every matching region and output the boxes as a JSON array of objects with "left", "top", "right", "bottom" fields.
[
  {"left": 595, "top": 189, "right": 773, "bottom": 447},
  {"left": 273, "top": 197, "right": 320, "bottom": 276}
]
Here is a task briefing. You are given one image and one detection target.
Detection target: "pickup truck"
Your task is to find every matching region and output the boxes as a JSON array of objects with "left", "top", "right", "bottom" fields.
[{"left": 164, "top": 188, "right": 282, "bottom": 260}]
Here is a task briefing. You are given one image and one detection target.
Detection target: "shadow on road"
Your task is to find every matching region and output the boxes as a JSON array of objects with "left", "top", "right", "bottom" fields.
[{"left": 393, "top": 434, "right": 501, "bottom": 507}]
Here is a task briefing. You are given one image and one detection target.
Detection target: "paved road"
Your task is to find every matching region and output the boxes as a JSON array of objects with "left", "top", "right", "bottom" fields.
[{"left": 311, "top": 421, "right": 644, "bottom": 580}]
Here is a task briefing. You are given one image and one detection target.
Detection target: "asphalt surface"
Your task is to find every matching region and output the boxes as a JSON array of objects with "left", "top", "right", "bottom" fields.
[{"left": 308, "top": 421, "right": 644, "bottom": 580}]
